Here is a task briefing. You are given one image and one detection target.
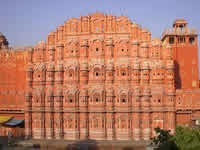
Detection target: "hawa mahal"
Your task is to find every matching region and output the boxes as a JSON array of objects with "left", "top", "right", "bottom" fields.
[{"left": 0, "top": 12, "right": 200, "bottom": 140}]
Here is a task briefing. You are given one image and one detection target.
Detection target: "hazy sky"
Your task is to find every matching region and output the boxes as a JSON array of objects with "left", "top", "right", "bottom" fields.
[{"left": 0, "top": 0, "right": 200, "bottom": 46}]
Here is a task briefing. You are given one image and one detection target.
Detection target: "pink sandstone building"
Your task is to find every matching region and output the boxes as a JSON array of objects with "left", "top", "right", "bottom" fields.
[{"left": 0, "top": 12, "right": 200, "bottom": 140}]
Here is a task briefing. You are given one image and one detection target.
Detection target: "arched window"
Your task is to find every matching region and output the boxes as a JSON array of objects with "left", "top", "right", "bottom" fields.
[
  {"left": 68, "top": 119, "right": 73, "bottom": 128},
  {"left": 68, "top": 95, "right": 73, "bottom": 103},
  {"left": 69, "top": 70, "right": 73, "bottom": 78},
  {"left": 93, "top": 93, "right": 101, "bottom": 103},
  {"left": 120, "top": 94, "right": 127, "bottom": 103},
  {"left": 94, "top": 68, "right": 101, "bottom": 78},
  {"left": 121, "top": 69, "right": 126, "bottom": 76},
  {"left": 94, "top": 119, "right": 98, "bottom": 128},
  {"left": 121, "top": 119, "right": 126, "bottom": 128},
  {"left": 189, "top": 36, "right": 195, "bottom": 44}
]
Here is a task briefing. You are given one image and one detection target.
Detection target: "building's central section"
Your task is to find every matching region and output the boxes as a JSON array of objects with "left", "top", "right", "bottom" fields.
[{"left": 25, "top": 12, "right": 176, "bottom": 140}]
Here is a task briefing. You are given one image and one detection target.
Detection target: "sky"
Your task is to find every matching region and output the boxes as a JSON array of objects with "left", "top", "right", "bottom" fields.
[{"left": 0, "top": 0, "right": 200, "bottom": 47}]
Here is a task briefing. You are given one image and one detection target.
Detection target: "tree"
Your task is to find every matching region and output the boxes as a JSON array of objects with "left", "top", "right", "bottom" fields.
[
  {"left": 173, "top": 126, "right": 200, "bottom": 150},
  {"left": 151, "top": 127, "right": 178, "bottom": 150}
]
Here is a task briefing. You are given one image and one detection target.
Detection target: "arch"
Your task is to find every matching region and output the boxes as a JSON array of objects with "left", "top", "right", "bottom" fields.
[
  {"left": 93, "top": 92, "right": 101, "bottom": 103},
  {"left": 116, "top": 115, "right": 128, "bottom": 129},
  {"left": 117, "top": 89, "right": 129, "bottom": 104},
  {"left": 93, "top": 67, "right": 101, "bottom": 77},
  {"left": 68, "top": 69, "right": 74, "bottom": 78},
  {"left": 33, "top": 89, "right": 43, "bottom": 103},
  {"left": 64, "top": 88, "right": 79, "bottom": 104}
]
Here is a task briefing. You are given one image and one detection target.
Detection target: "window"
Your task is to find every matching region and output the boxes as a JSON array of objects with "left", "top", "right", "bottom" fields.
[
  {"left": 94, "top": 119, "right": 98, "bottom": 128},
  {"left": 95, "top": 72, "right": 99, "bottom": 76},
  {"left": 178, "top": 36, "right": 185, "bottom": 43},
  {"left": 122, "top": 99, "right": 126, "bottom": 103},
  {"left": 169, "top": 36, "right": 174, "bottom": 44},
  {"left": 122, "top": 72, "right": 126, "bottom": 76},
  {"left": 68, "top": 119, "right": 73, "bottom": 128},
  {"left": 121, "top": 95, "right": 127, "bottom": 103},
  {"left": 68, "top": 95, "right": 73, "bottom": 103},
  {"left": 96, "top": 48, "right": 99, "bottom": 52},
  {"left": 102, "top": 120, "right": 104, "bottom": 128},
  {"left": 121, "top": 49, "right": 124, "bottom": 52},
  {"left": 189, "top": 37, "right": 195, "bottom": 44},
  {"left": 96, "top": 98, "right": 99, "bottom": 102},
  {"left": 69, "top": 71, "right": 73, "bottom": 77}
]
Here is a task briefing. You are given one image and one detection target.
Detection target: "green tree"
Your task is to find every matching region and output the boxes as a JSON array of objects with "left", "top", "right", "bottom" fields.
[
  {"left": 173, "top": 126, "right": 200, "bottom": 150},
  {"left": 151, "top": 127, "right": 178, "bottom": 150}
]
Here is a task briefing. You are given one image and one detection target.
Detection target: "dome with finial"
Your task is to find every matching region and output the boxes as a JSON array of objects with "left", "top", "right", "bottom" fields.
[{"left": 0, "top": 32, "right": 9, "bottom": 49}]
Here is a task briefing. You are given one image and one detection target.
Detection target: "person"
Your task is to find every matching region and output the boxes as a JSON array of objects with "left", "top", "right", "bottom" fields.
[{"left": 8, "top": 130, "right": 12, "bottom": 146}]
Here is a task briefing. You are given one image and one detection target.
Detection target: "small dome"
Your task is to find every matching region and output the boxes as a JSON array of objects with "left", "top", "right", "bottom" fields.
[
  {"left": 82, "top": 16, "right": 88, "bottom": 21},
  {"left": 142, "top": 28, "right": 149, "bottom": 33},
  {"left": 173, "top": 19, "right": 187, "bottom": 26},
  {"left": 0, "top": 32, "right": 9, "bottom": 49},
  {"left": 35, "top": 41, "right": 46, "bottom": 50},
  {"left": 57, "top": 25, "right": 64, "bottom": 31},
  {"left": 132, "top": 22, "right": 139, "bottom": 28},
  {"left": 48, "top": 32, "right": 55, "bottom": 36},
  {"left": 151, "top": 37, "right": 161, "bottom": 46}
]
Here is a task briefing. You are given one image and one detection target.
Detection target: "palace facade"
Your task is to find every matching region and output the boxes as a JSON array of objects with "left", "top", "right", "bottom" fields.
[{"left": 0, "top": 12, "right": 200, "bottom": 140}]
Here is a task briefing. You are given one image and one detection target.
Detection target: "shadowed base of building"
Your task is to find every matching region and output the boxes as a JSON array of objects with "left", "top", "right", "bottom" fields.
[{"left": 14, "top": 139, "right": 150, "bottom": 150}]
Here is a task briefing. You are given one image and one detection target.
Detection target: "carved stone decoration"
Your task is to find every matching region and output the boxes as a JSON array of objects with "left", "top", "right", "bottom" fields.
[{"left": 16, "top": 13, "right": 200, "bottom": 141}]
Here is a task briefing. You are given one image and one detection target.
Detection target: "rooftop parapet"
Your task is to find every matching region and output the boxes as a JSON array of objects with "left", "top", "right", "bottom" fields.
[{"left": 161, "top": 27, "right": 197, "bottom": 40}]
